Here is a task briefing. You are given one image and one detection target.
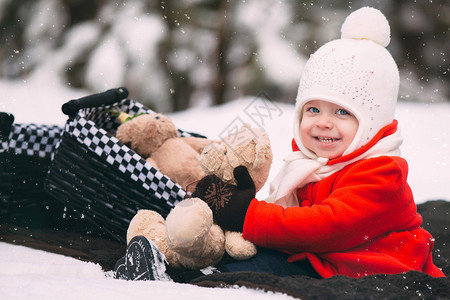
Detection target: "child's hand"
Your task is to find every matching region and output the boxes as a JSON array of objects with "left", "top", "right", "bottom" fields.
[{"left": 192, "top": 166, "right": 255, "bottom": 232}]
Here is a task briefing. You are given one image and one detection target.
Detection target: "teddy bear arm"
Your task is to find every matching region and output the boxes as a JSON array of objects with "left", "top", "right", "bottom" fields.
[
  {"left": 180, "top": 136, "right": 213, "bottom": 154},
  {"left": 149, "top": 139, "right": 206, "bottom": 191},
  {"left": 146, "top": 157, "right": 159, "bottom": 170},
  {"left": 224, "top": 231, "right": 257, "bottom": 260}
]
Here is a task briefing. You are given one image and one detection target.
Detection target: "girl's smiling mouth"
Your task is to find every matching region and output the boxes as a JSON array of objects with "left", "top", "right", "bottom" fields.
[{"left": 315, "top": 136, "right": 340, "bottom": 143}]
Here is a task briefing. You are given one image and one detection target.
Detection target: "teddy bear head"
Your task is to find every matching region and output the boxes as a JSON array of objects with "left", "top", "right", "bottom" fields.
[
  {"left": 200, "top": 124, "right": 272, "bottom": 193},
  {"left": 116, "top": 113, "right": 178, "bottom": 158}
]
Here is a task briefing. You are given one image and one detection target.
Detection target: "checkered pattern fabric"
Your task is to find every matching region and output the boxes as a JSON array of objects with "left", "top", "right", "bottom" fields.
[
  {"left": 0, "top": 123, "right": 63, "bottom": 158},
  {"left": 64, "top": 99, "right": 189, "bottom": 206},
  {"left": 80, "top": 98, "right": 198, "bottom": 138},
  {"left": 82, "top": 98, "right": 149, "bottom": 133}
]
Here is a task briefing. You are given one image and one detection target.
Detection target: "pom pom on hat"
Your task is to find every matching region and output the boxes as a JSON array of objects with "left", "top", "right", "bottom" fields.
[{"left": 341, "top": 7, "right": 391, "bottom": 47}]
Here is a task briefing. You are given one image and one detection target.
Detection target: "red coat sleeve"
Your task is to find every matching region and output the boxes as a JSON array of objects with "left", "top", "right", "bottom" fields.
[{"left": 243, "top": 156, "right": 422, "bottom": 253}]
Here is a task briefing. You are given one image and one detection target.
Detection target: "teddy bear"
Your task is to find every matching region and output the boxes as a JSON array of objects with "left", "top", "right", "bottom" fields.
[
  {"left": 126, "top": 124, "right": 273, "bottom": 270},
  {"left": 200, "top": 124, "right": 272, "bottom": 193},
  {"left": 115, "top": 112, "right": 212, "bottom": 191}
]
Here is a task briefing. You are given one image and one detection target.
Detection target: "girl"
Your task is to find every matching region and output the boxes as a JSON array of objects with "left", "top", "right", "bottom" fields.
[{"left": 194, "top": 6, "right": 445, "bottom": 279}]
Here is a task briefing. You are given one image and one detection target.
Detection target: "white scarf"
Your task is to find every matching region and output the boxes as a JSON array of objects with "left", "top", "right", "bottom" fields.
[{"left": 264, "top": 129, "right": 403, "bottom": 207}]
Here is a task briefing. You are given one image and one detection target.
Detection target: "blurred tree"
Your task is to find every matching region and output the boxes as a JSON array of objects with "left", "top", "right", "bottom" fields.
[
  {"left": 61, "top": 0, "right": 104, "bottom": 27},
  {"left": 0, "top": 0, "right": 448, "bottom": 112},
  {"left": 155, "top": 0, "right": 235, "bottom": 110},
  {"left": 0, "top": 0, "right": 48, "bottom": 78},
  {"left": 390, "top": 0, "right": 449, "bottom": 102}
]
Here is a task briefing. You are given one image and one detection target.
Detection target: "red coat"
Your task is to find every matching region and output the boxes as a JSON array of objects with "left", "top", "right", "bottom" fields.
[{"left": 243, "top": 152, "right": 445, "bottom": 278}]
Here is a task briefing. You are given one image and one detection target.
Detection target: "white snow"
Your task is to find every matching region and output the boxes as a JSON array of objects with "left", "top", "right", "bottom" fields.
[{"left": 0, "top": 243, "right": 293, "bottom": 300}]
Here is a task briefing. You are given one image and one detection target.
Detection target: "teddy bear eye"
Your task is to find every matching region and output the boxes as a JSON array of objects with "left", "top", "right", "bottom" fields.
[{"left": 155, "top": 115, "right": 160, "bottom": 120}]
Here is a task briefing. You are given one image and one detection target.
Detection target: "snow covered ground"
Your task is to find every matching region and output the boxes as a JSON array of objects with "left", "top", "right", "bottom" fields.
[
  {"left": 0, "top": 243, "right": 293, "bottom": 300},
  {"left": 1, "top": 74, "right": 449, "bottom": 298}
]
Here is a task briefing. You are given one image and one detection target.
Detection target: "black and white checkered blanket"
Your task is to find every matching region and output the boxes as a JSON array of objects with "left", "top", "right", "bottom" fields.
[{"left": 1, "top": 123, "right": 62, "bottom": 158}]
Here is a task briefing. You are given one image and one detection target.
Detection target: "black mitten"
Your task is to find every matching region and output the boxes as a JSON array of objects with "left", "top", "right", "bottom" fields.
[{"left": 192, "top": 166, "right": 256, "bottom": 232}]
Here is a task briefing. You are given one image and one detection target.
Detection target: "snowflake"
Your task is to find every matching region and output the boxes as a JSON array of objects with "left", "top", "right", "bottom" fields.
[{"left": 203, "top": 180, "right": 233, "bottom": 213}]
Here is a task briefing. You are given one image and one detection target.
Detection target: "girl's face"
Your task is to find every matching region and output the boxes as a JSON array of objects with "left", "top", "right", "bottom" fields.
[{"left": 300, "top": 100, "right": 359, "bottom": 159}]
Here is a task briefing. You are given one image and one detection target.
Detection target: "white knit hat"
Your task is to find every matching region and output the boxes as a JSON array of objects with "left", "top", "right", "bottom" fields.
[{"left": 293, "top": 7, "right": 400, "bottom": 158}]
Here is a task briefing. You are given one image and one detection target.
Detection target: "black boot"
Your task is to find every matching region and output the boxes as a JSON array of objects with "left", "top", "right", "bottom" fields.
[
  {"left": 114, "top": 256, "right": 130, "bottom": 280},
  {"left": 114, "top": 236, "right": 172, "bottom": 281}
]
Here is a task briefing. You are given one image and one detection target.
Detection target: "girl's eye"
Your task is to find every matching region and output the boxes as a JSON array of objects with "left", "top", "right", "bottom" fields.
[
  {"left": 307, "top": 107, "right": 320, "bottom": 113},
  {"left": 336, "top": 109, "right": 350, "bottom": 116}
]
